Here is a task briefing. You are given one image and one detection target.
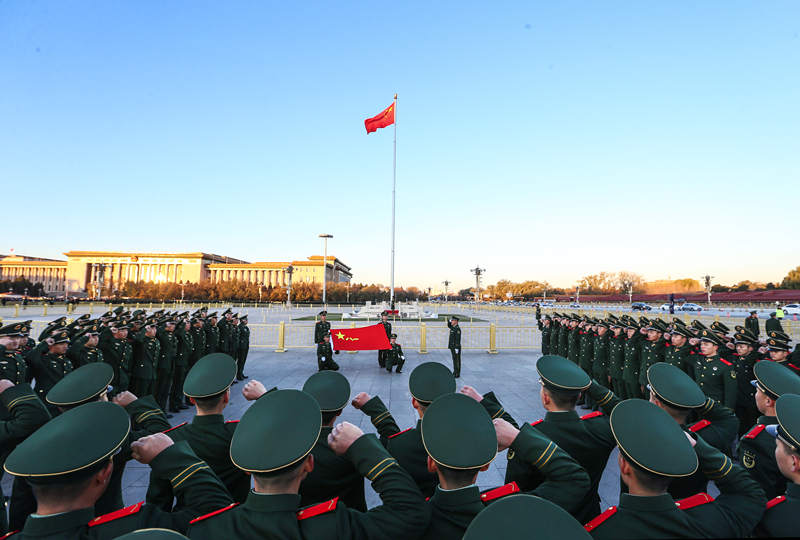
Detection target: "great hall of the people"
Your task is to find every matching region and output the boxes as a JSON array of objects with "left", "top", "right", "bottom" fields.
[{"left": 0, "top": 251, "right": 352, "bottom": 296}]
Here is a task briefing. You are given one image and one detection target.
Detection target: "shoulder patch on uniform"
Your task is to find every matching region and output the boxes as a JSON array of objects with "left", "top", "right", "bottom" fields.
[
  {"left": 388, "top": 427, "right": 413, "bottom": 439},
  {"left": 480, "top": 481, "right": 520, "bottom": 502},
  {"left": 581, "top": 411, "right": 604, "bottom": 420},
  {"left": 744, "top": 424, "right": 765, "bottom": 439},
  {"left": 789, "top": 363, "right": 800, "bottom": 371},
  {"left": 0, "top": 530, "right": 19, "bottom": 539},
  {"left": 530, "top": 419, "right": 544, "bottom": 426},
  {"left": 675, "top": 492, "right": 714, "bottom": 509},
  {"left": 718, "top": 358, "right": 732, "bottom": 366},
  {"left": 162, "top": 422, "right": 187, "bottom": 433},
  {"left": 584, "top": 506, "right": 617, "bottom": 531},
  {"left": 767, "top": 495, "right": 786, "bottom": 509},
  {"left": 297, "top": 497, "right": 339, "bottom": 520},
  {"left": 189, "top": 502, "right": 240, "bottom": 524},
  {"left": 689, "top": 419, "right": 711, "bottom": 432},
  {"left": 225, "top": 420, "right": 239, "bottom": 424},
  {"left": 88, "top": 501, "right": 144, "bottom": 527}
]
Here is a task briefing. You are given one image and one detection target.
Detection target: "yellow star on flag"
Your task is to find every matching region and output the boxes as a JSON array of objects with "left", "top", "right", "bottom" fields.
[{"left": 335, "top": 332, "right": 345, "bottom": 340}]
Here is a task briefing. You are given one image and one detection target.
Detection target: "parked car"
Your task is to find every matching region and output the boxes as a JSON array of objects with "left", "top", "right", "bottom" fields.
[
  {"left": 658, "top": 303, "right": 672, "bottom": 311},
  {"left": 679, "top": 303, "right": 703, "bottom": 312},
  {"left": 631, "top": 302, "right": 653, "bottom": 311},
  {"left": 569, "top": 302, "right": 581, "bottom": 308},
  {"left": 781, "top": 304, "right": 800, "bottom": 315}
]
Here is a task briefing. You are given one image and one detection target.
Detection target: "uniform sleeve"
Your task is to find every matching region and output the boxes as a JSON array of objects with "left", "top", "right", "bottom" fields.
[
  {"left": 127, "top": 395, "right": 171, "bottom": 437},
  {"left": 587, "top": 380, "right": 622, "bottom": 416},
  {"left": 686, "top": 435, "right": 765, "bottom": 537},
  {"left": 330, "top": 434, "right": 429, "bottom": 539},
  {"left": 723, "top": 367, "right": 738, "bottom": 410},
  {"left": 0, "top": 383, "right": 51, "bottom": 445},
  {"left": 735, "top": 435, "right": 778, "bottom": 498},
  {"left": 26, "top": 341, "right": 48, "bottom": 375},
  {"left": 479, "top": 391, "right": 520, "bottom": 428},
  {"left": 67, "top": 335, "right": 88, "bottom": 365},
  {"left": 509, "top": 423, "right": 590, "bottom": 514},
  {"left": 360, "top": 396, "right": 401, "bottom": 440}
]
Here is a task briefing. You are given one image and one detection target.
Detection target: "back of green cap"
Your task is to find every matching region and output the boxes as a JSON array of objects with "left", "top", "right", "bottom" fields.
[{"left": 464, "top": 495, "right": 591, "bottom": 540}]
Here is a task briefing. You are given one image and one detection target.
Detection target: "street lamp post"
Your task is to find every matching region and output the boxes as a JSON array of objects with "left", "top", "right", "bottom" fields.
[
  {"left": 442, "top": 280, "right": 450, "bottom": 302},
  {"left": 319, "top": 234, "right": 333, "bottom": 306},
  {"left": 285, "top": 265, "right": 294, "bottom": 308}
]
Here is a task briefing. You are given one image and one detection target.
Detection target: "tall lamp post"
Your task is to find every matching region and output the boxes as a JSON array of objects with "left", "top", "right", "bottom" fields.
[
  {"left": 285, "top": 265, "right": 294, "bottom": 308},
  {"left": 319, "top": 234, "right": 333, "bottom": 306},
  {"left": 442, "top": 280, "right": 450, "bottom": 302},
  {"left": 470, "top": 267, "right": 485, "bottom": 303}
]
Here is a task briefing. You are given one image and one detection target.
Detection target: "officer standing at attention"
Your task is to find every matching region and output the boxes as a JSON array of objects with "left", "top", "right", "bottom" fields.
[
  {"left": 419, "top": 392, "right": 590, "bottom": 538},
  {"left": 316, "top": 333, "right": 339, "bottom": 371},
  {"left": 155, "top": 319, "right": 178, "bottom": 412},
  {"left": 146, "top": 353, "right": 251, "bottom": 508},
  {"left": 755, "top": 393, "right": 800, "bottom": 537},
  {"left": 187, "top": 389, "right": 430, "bottom": 539},
  {"left": 27, "top": 329, "right": 74, "bottom": 413},
  {"left": 583, "top": 399, "right": 765, "bottom": 539},
  {"left": 736, "top": 361, "right": 800, "bottom": 500},
  {"left": 538, "top": 315, "right": 552, "bottom": 355},
  {"left": 352, "top": 362, "right": 457, "bottom": 497},
  {"left": 637, "top": 319, "right": 666, "bottom": 399},
  {"left": 314, "top": 311, "right": 331, "bottom": 345},
  {"left": 204, "top": 313, "right": 220, "bottom": 354},
  {"left": 385, "top": 333, "right": 405, "bottom": 374},
  {"left": 3, "top": 401, "right": 232, "bottom": 538},
  {"left": 621, "top": 317, "right": 643, "bottom": 399},
  {"left": 170, "top": 317, "right": 192, "bottom": 412},
  {"left": 235, "top": 314, "right": 250, "bottom": 381},
  {"left": 131, "top": 320, "right": 162, "bottom": 401},
  {"left": 447, "top": 315, "right": 462, "bottom": 378},
  {"left": 606, "top": 318, "right": 625, "bottom": 397},
  {"left": 745, "top": 310, "right": 760, "bottom": 337},
  {"left": 690, "top": 329, "right": 738, "bottom": 410},
  {"left": 378, "top": 310, "right": 392, "bottom": 369}
]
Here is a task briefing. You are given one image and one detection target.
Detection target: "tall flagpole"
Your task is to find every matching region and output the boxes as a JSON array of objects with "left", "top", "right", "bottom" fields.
[{"left": 390, "top": 93, "right": 397, "bottom": 310}]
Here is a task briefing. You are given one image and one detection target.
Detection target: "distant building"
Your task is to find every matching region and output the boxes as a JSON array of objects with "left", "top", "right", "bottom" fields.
[{"left": 0, "top": 251, "right": 351, "bottom": 296}]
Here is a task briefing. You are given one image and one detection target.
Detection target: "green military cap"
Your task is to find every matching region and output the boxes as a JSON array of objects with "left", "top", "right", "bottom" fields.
[
  {"left": 647, "top": 363, "right": 706, "bottom": 409},
  {"left": 230, "top": 389, "right": 321, "bottom": 473},
  {"left": 239, "top": 314, "right": 248, "bottom": 321},
  {"left": 672, "top": 317, "right": 687, "bottom": 327},
  {"left": 302, "top": 371, "right": 350, "bottom": 412},
  {"left": 450, "top": 315, "right": 459, "bottom": 321},
  {"left": 608, "top": 313, "right": 620, "bottom": 323},
  {"left": 733, "top": 325, "right": 758, "bottom": 341},
  {"left": 768, "top": 330, "right": 791, "bottom": 342},
  {"left": 207, "top": 312, "right": 218, "bottom": 319},
  {"left": 183, "top": 353, "right": 237, "bottom": 398},
  {"left": 47, "top": 362, "right": 114, "bottom": 406},
  {"left": 408, "top": 362, "right": 456, "bottom": 404},
  {"left": 639, "top": 315, "right": 651, "bottom": 326},
  {"left": 671, "top": 325, "right": 694, "bottom": 339},
  {"left": 5, "top": 401, "right": 129, "bottom": 483},
  {"left": 50, "top": 329, "right": 70, "bottom": 344},
  {"left": 463, "top": 494, "right": 591, "bottom": 540},
  {"left": 132, "top": 309, "right": 145, "bottom": 318},
  {"left": 20, "top": 320, "right": 33, "bottom": 335},
  {"left": 113, "top": 306, "right": 125, "bottom": 315},
  {"left": 318, "top": 310, "right": 327, "bottom": 316},
  {"left": 543, "top": 315, "right": 552, "bottom": 321},
  {"left": 733, "top": 333, "right": 757, "bottom": 346},
  {"left": 698, "top": 329, "right": 723, "bottom": 346},
  {"left": 767, "top": 338, "right": 791, "bottom": 352},
  {"left": 153, "top": 309, "right": 165, "bottom": 315},
  {"left": 624, "top": 318, "right": 640, "bottom": 330},
  {"left": 710, "top": 321, "right": 730, "bottom": 335},
  {"left": 0, "top": 322, "right": 27, "bottom": 337},
  {"left": 537, "top": 355, "right": 590, "bottom": 392},
  {"left": 552, "top": 312, "right": 561, "bottom": 318},
  {"left": 596, "top": 319, "right": 610, "bottom": 329},
  {"left": 752, "top": 361, "right": 800, "bottom": 400},
  {"left": 390, "top": 333, "right": 398, "bottom": 339},
  {"left": 766, "top": 394, "right": 800, "bottom": 452},
  {"left": 611, "top": 399, "right": 698, "bottom": 478},
  {"left": 222, "top": 308, "right": 232, "bottom": 316},
  {"left": 421, "top": 393, "right": 496, "bottom": 469},
  {"left": 113, "top": 321, "right": 132, "bottom": 331},
  {"left": 115, "top": 529, "right": 188, "bottom": 539},
  {"left": 691, "top": 319, "right": 708, "bottom": 331}
]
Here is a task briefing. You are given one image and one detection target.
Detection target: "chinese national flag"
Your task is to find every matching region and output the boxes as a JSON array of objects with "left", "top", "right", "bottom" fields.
[
  {"left": 364, "top": 102, "right": 395, "bottom": 134},
  {"left": 330, "top": 324, "right": 391, "bottom": 351}
]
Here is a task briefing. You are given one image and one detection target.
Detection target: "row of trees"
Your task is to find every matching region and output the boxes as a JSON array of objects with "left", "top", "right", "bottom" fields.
[{"left": 0, "top": 278, "right": 46, "bottom": 297}]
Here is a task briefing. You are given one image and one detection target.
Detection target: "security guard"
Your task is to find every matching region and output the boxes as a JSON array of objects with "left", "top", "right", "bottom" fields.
[
  {"left": 235, "top": 314, "right": 250, "bottom": 380},
  {"left": 3, "top": 401, "right": 232, "bottom": 538},
  {"left": 378, "top": 311, "right": 392, "bottom": 369},
  {"left": 765, "top": 312, "right": 783, "bottom": 333},
  {"left": 584, "top": 399, "right": 765, "bottom": 539},
  {"left": 27, "top": 329, "right": 74, "bottom": 412},
  {"left": 146, "top": 353, "right": 250, "bottom": 508},
  {"left": 756, "top": 393, "right": 800, "bottom": 537},
  {"left": 0, "top": 323, "right": 28, "bottom": 384},
  {"left": 689, "top": 329, "right": 738, "bottom": 410},
  {"left": 187, "top": 389, "right": 430, "bottom": 539},
  {"left": 736, "top": 360, "right": 800, "bottom": 500},
  {"left": 420, "top": 392, "right": 589, "bottom": 538},
  {"left": 385, "top": 333, "right": 405, "bottom": 374},
  {"left": 46, "top": 362, "right": 170, "bottom": 516},
  {"left": 447, "top": 315, "right": 461, "bottom": 377},
  {"left": 316, "top": 333, "right": 339, "bottom": 371},
  {"left": 464, "top": 494, "right": 591, "bottom": 540},
  {"left": 314, "top": 311, "right": 331, "bottom": 344},
  {"left": 352, "top": 362, "right": 456, "bottom": 497},
  {"left": 298, "top": 370, "right": 366, "bottom": 511}
]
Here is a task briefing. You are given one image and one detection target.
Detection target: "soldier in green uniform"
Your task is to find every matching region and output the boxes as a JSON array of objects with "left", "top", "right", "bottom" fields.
[
  {"left": 765, "top": 312, "right": 783, "bottom": 333},
  {"left": 235, "top": 314, "right": 250, "bottom": 380},
  {"left": 147, "top": 353, "right": 250, "bottom": 508},
  {"left": 316, "top": 333, "right": 339, "bottom": 371},
  {"left": 420, "top": 391, "right": 590, "bottom": 538},
  {"left": 559, "top": 315, "right": 571, "bottom": 359},
  {"left": 481, "top": 355, "right": 615, "bottom": 523},
  {"left": 583, "top": 399, "right": 765, "bottom": 539},
  {"left": 379, "top": 311, "right": 392, "bottom": 369},
  {"left": 170, "top": 317, "right": 192, "bottom": 412},
  {"left": 385, "top": 333, "right": 405, "bottom": 374},
  {"left": 155, "top": 319, "right": 178, "bottom": 412},
  {"left": 0, "top": 323, "right": 29, "bottom": 385},
  {"left": 552, "top": 314, "right": 565, "bottom": 357},
  {"left": 577, "top": 318, "right": 595, "bottom": 379},
  {"left": 538, "top": 315, "right": 552, "bottom": 355},
  {"left": 217, "top": 309, "right": 233, "bottom": 357},
  {"left": 17, "top": 322, "right": 36, "bottom": 368},
  {"left": 314, "top": 311, "right": 331, "bottom": 345},
  {"left": 607, "top": 320, "right": 626, "bottom": 397},
  {"left": 297, "top": 370, "right": 367, "bottom": 511},
  {"left": 204, "top": 313, "right": 220, "bottom": 354},
  {"left": 732, "top": 327, "right": 762, "bottom": 435},
  {"left": 67, "top": 324, "right": 104, "bottom": 368},
  {"left": 27, "top": 329, "right": 74, "bottom": 413},
  {"left": 663, "top": 323, "right": 694, "bottom": 373},
  {"left": 464, "top": 494, "right": 591, "bottom": 540},
  {"left": 187, "top": 388, "right": 430, "bottom": 539},
  {"left": 188, "top": 317, "right": 206, "bottom": 372},
  {"left": 99, "top": 321, "right": 133, "bottom": 395},
  {"left": 689, "top": 329, "right": 738, "bottom": 410},
  {"left": 0, "top": 379, "right": 51, "bottom": 535},
  {"left": 637, "top": 318, "right": 665, "bottom": 399},
  {"left": 4, "top": 400, "right": 232, "bottom": 538},
  {"left": 756, "top": 393, "right": 800, "bottom": 537},
  {"left": 736, "top": 361, "right": 800, "bottom": 501},
  {"left": 447, "top": 315, "right": 461, "bottom": 377},
  {"left": 567, "top": 317, "right": 580, "bottom": 365},
  {"left": 352, "top": 361, "right": 456, "bottom": 497},
  {"left": 621, "top": 317, "right": 642, "bottom": 399},
  {"left": 131, "top": 321, "right": 161, "bottom": 399},
  {"left": 745, "top": 310, "right": 760, "bottom": 337},
  {"left": 45, "top": 362, "right": 170, "bottom": 516},
  {"left": 591, "top": 320, "right": 610, "bottom": 405},
  {"left": 765, "top": 336, "right": 800, "bottom": 377}
]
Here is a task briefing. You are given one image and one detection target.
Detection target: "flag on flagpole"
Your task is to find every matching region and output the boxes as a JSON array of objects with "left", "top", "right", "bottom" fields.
[
  {"left": 364, "top": 102, "right": 395, "bottom": 134},
  {"left": 329, "top": 324, "right": 391, "bottom": 351}
]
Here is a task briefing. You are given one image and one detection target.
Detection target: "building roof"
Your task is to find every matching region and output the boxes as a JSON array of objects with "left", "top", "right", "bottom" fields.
[{"left": 62, "top": 251, "right": 249, "bottom": 264}]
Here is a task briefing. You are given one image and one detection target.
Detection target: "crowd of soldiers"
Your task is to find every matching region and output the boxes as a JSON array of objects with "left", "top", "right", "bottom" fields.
[{"left": 0, "top": 304, "right": 797, "bottom": 538}]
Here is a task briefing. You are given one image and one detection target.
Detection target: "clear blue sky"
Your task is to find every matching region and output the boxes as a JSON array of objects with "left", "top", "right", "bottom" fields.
[{"left": 3, "top": 1, "right": 798, "bottom": 292}]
